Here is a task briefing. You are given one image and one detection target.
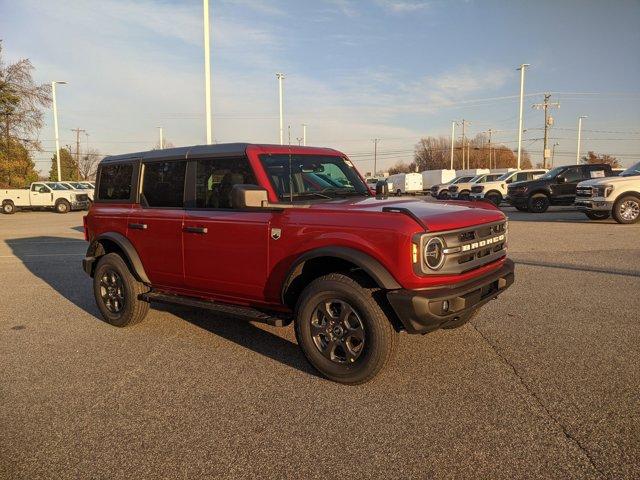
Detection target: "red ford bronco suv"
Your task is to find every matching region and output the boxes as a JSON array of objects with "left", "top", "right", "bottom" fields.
[{"left": 83, "top": 143, "right": 514, "bottom": 384}]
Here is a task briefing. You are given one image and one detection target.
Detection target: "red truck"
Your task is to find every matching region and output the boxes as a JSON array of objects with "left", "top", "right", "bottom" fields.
[{"left": 82, "top": 143, "right": 514, "bottom": 384}]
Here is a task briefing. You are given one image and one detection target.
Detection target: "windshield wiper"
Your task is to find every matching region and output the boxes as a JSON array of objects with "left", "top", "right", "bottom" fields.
[{"left": 317, "top": 187, "right": 364, "bottom": 197}]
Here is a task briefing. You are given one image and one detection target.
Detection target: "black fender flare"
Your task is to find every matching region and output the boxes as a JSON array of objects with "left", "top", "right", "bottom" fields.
[
  {"left": 87, "top": 232, "right": 150, "bottom": 284},
  {"left": 281, "top": 246, "right": 401, "bottom": 303}
]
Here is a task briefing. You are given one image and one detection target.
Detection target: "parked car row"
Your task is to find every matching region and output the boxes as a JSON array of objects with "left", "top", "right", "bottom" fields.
[
  {"left": 429, "top": 162, "right": 640, "bottom": 224},
  {"left": 1, "top": 181, "right": 93, "bottom": 214}
]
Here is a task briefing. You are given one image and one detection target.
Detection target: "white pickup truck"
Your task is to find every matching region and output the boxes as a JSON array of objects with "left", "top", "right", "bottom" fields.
[
  {"left": 575, "top": 161, "right": 640, "bottom": 224},
  {"left": 1, "top": 182, "right": 90, "bottom": 214}
]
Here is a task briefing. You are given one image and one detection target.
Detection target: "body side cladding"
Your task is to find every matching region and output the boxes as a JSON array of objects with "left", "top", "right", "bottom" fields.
[
  {"left": 84, "top": 231, "right": 150, "bottom": 284},
  {"left": 281, "top": 246, "right": 402, "bottom": 304}
]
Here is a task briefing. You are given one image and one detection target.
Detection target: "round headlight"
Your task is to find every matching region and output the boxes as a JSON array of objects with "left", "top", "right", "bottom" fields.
[{"left": 424, "top": 237, "right": 445, "bottom": 270}]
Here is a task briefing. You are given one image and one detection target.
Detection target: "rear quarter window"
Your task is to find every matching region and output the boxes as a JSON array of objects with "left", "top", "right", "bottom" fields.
[{"left": 97, "top": 163, "right": 135, "bottom": 201}]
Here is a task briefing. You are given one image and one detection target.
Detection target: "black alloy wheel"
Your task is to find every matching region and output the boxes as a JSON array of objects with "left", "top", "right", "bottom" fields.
[
  {"left": 310, "top": 299, "right": 365, "bottom": 364},
  {"left": 528, "top": 194, "right": 550, "bottom": 213},
  {"left": 99, "top": 269, "right": 125, "bottom": 314}
]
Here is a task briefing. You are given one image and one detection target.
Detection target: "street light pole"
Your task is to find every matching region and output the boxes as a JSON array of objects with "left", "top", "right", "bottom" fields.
[
  {"left": 157, "top": 126, "right": 164, "bottom": 149},
  {"left": 203, "top": 0, "right": 213, "bottom": 144},
  {"left": 51, "top": 81, "right": 67, "bottom": 182},
  {"left": 576, "top": 116, "right": 587, "bottom": 165},
  {"left": 302, "top": 123, "right": 307, "bottom": 146},
  {"left": 552, "top": 142, "right": 559, "bottom": 167},
  {"left": 516, "top": 63, "right": 530, "bottom": 170},
  {"left": 276, "top": 73, "right": 285, "bottom": 145}
]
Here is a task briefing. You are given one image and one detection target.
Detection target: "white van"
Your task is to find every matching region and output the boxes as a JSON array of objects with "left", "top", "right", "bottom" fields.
[
  {"left": 421, "top": 169, "right": 456, "bottom": 193},
  {"left": 386, "top": 173, "right": 423, "bottom": 195}
]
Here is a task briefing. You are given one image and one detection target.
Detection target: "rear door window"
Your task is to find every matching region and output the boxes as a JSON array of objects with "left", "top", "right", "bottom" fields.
[
  {"left": 141, "top": 160, "right": 187, "bottom": 208},
  {"left": 97, "top": 163, "right": 134, "bottom": 201},
  {"left": 194, "top": 157, "right": 257, "bottom": 209}
]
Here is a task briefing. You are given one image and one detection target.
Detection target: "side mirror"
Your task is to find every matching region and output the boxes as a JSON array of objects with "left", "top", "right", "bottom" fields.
[
  {"left": 556, "top": 176, "right": 566, "bottom": 184},
  {"left": 231, "top": 184, "right": 269, "bottom": 208},
  {"left": 375, "top": 180, "right": 389, "bottom": 196}
]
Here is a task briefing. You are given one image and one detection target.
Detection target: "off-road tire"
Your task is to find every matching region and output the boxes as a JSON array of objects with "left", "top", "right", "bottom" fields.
[
  {"left": 294, "top": 273, "right": 397, "bottom": 385},
  {"left": 612, "top": 195, "right": 640, "bottom": 224},
  {"left": 441, "top": 308, "right": 479, "bottom": 329},
  {"left": 1, "top": 201, "right": 15, "bottom": 214},
  {"left": 584, "top": 211, "right": 610, "bottom": 220},
  {"left": 93, "top": 253, "right": 150, "bottom": 327},
  {"left": 486, "top": 192, "right": 502, "bottom": 207},
  {"left": 528, "top": 193, "right": 550, "bottom": 213},
  {"left": 514, "top": 204, "right": 529, "bottom": 212},
  {"left": 438, "top": 191, "right": 449, "bottom": 200},
  {"left": 459, "top": 190, "right": 470, "bottom": 200},
  {"left": 55, "top": 199, "right": 70, "bottom": 214}
]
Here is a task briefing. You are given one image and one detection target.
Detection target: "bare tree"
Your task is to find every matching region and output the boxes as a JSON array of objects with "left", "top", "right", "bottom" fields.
[
  {"left": 79, "top": 148, "right": 103, "bottom": 180},
  {"left": 581, "top": 151, "right": 619, "bottom": 167},
  {"left": 0, "top": 41, "right": 51, "bottom": 150}
]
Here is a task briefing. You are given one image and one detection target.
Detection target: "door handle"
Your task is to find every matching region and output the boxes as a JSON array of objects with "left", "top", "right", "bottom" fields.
[
  {"left": 129, "top": 223, "right": 148, "bottom": 230},
  {"left": 184, "top": 226, "right": 208, "bottom": 234}
]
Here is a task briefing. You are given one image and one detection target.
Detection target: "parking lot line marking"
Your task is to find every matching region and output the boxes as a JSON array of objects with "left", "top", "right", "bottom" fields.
[{"left": 0, "top": 253, "right": 84, "bottom": 258}]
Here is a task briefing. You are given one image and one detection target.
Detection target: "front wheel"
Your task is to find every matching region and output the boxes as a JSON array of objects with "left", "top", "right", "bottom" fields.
[
  {"left": 528, "top": 194, "right": 550, "bottom": 213},
  {"left": 613, "top": 195, "right": 640, "bottom": 224},
  {"left": 486, "top": 193, "right": 502, "bottom": 207},
  {"left": 55, "top": 199, "right": 70, "bottom": 214},
  {"left": 584, "top": 211, "right": 610, "bottom": 220},
  {"left": 294, "top": 273, "right": 397, "bottom": 385},
  {"left": 438, "top": 191, "right": 450, "bottom": 200}
]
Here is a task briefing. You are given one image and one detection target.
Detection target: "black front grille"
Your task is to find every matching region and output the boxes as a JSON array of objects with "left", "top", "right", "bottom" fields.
[
  {"left": 576, "top": 187, "right": 592, "bottom": 197},
  {"left": 471, "top": 186, "right": 484, "bottom": 193},
  {"left": 449, "top": 186, "right": 459, "bottom": 193},
  {"left": 76, "top": 194, "right": 88, "bottom": 202}
]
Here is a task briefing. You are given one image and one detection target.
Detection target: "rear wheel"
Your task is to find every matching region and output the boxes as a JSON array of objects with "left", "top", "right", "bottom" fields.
[
  {"left": 584, "top": 211, "right": 610, "bottom": 220},
  {"left": 438, "top": 190, "right": 449, "bottom": 200},
  {"left": 55, "top": 199, "right": 70, "bottom": 214},
  {"left": 528, "top": 193, "right": 550, "bottom": 213},
  {"left": 294, "top": 273, "right": 397, "bottom": 385},
  {"left": 93, "top": 253, "right": 149, "bottom": 327},
  {"left": 612, "top": 195, "right": 640, "bottom": 224},
  {"left": 2, "top": 201, "right": 15, "bottom": 214}
]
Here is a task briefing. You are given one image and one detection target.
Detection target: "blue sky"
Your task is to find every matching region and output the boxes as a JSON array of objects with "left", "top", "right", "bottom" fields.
[{"left": 1, "top": 0, "right": 639, "bottom": 173}]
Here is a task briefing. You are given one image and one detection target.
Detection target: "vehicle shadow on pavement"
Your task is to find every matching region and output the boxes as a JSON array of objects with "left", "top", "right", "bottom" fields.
[
  {"left": 514, "top": 259, "right": 640, "bottom": 278},
  {"left": 5, "top": 236, "right": 102, "bottom": 319},
  {"left": 156, "top": 304, "right": 321, "bottom": 378}
]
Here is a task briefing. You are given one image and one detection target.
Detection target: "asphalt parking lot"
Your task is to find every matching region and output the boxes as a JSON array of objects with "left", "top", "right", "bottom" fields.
[{"left": 1, "top": 207, "right": 638, "bottom": 479}]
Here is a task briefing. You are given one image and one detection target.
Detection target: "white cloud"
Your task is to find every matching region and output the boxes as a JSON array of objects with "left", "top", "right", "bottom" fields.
[{"left": 375, "top": 0, "right": 430, "bottom": 13}]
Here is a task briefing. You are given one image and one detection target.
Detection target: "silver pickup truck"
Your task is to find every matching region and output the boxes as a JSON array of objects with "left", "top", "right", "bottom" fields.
[{"left": 1, "top": 182, "right": 90, "bottom": 214}]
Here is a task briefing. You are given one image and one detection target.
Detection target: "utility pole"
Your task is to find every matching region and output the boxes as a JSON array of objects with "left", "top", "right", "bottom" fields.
[
  {"left": 372, "top": 138, "right": 380, "bottom": 176},
  {"left": 516, "top": 63, "right": 530, "bottom": 169},
  {"left": 71, "top": 128, "right": 86, "bottom": 180},
  {"left": 157, "top": 126, "right": 164, "bottom": 149},
  {"left": 302, "top": 124, "right": 307, "bottom": 146},
  {"left": 51, "top": 81, "right": 67, "bottom": 181},
  {"left": 576, "top": 115, "right": 587, "bottom": 165},
  {"left": 532, "top": 93, "right": 560, "bottom": 169},
  {"left": 450, "top": 121, "right": 457, "bottom": 170},
  {"left": 203, "top": 0, "right": 213, "bottom": 144},
  {"left": 551, "top": 142, "right": 559, "bottom": 167},
  {"left": 466, "top": 141, "right": 471, "bottom": 169},
  {"left": 276, "top": 73, "right": 285, "bottom": 145}
]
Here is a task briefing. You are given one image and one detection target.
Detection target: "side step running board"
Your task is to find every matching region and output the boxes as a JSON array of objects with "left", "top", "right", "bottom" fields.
[{"left": 139, "top": 291, "right": 291, "bottom": 327}]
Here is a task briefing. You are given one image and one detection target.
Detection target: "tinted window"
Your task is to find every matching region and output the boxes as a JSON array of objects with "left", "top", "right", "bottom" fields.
[
  {"left": 97, "top": 163, "right": 134, "bottom": 201},
  {"left": 585, "top": 165, "right": 607, "bottom": 179},
  {"left": 141, "top": 161, "right": 186, "bottom": 208},
  {"left": 514, "top": 172, "right": 530, "bottom": 182},
  {"left": 195, "top": 157, "right": 257, "bottom": 208},
  {"left": 562, "top": 167, "right": 583, "bottom": 183}
]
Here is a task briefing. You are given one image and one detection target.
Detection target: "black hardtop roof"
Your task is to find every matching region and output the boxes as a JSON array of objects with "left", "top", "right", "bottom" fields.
[
  {"left": 99, "top": 143, "right": 342, "bottom": 164},
  {"left": 100, "top": 143, "right": 251, "bottom": 164}
]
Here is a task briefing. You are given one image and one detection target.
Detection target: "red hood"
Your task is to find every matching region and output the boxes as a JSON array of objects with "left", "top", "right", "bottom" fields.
[{"left": 305, "top": 196, "right": 505, "bottom": 232}]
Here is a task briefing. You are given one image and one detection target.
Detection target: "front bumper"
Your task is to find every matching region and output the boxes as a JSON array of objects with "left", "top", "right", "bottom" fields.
[
  {"left": 575, "top": 199, "right": 612, "bottom": 212},
  {"left": 71, "top": 200, "right": 90, "bottom": 211},
  {"left": 469, "top": 193, "right": 484, "bottom": 200},
  {"left": 386, "top": 259, "right": 515, "bottom": 334}
]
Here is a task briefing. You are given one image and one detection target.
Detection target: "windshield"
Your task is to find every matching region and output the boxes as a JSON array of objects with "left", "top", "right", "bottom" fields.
[
  {"left": 259, "top": 154, "right": 370, "bottom": 201},
  {"left": 67, "top": 182, "right": 88, "bottom": 189},
  {"left": 540, "top": 167, "right": 564, "bottom": 180},
  {"left": 485, "top": 174, "right": 502, "bottom": 182},
  {"left": 451, "top": 176, "right": 474, "bottom": 184},
  {"left": 45, "top": 182, "right": 71, "bottom": 191},
  {"left": 621, "top": 161, "right": 640, "bottom": 177},
  {"left": 498, "top": 172, "right": 514, "bottom": 181}
]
